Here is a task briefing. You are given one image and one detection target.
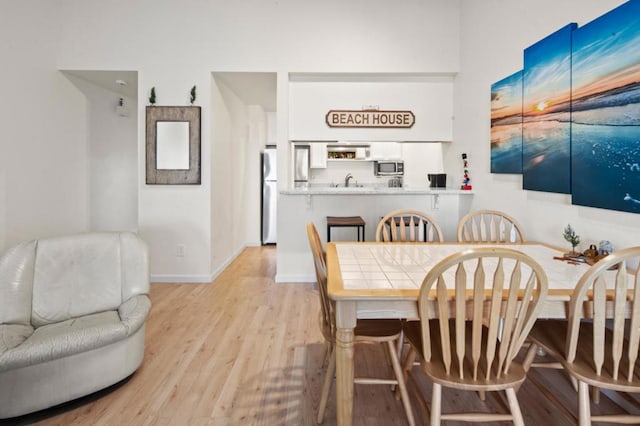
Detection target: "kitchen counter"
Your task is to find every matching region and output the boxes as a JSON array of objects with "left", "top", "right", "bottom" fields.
[
  {"left": 281, "top": 186, "right": 474, "bottom": 195},
  {"left": 276, "top": 185, "right": 474, "bottom": 282}
]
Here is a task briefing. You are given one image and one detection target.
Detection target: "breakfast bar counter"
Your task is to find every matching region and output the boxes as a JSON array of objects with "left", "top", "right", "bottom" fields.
[
  {"left": 281, "top": 186, "right": 474, "bottom": 195},
  {"left": 275, "top": 187, "right": 474, "bottom": 282}
]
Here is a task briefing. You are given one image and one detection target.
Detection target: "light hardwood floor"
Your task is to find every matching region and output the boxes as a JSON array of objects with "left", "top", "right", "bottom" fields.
[{"left": 2, "top": 246, "right": 639, "bottom": 425}]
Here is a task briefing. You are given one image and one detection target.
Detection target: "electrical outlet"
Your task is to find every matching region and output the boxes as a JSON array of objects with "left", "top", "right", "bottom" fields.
[{"left": 176, "top": 244, "right": 185, "bottom": 257}]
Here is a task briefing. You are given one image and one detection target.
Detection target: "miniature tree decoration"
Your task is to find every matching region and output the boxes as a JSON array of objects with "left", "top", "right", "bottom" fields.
[
  {"left": 190, "top": 85, "right": 196, "bottom": 105},
  {"left": 563, "top": 224, "right": 581, "bottom": 255},
  {"left": 149, "top": 87, "right": 156, "bottom": 105}
]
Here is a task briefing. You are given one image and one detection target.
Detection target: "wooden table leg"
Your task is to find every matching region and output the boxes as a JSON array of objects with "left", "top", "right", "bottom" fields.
[
  {"left": 336, "top": 327, "right": 354, "bottom": 426},
  {"left": 334, "top": 300, "right": 356, "bottom": 426}
]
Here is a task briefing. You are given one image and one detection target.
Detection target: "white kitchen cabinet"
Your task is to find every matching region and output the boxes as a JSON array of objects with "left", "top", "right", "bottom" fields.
[
  {"left": 369, "top": 142, "right": 402, "bottom": 160},
  {"left": 309, "top": 143, "right": 328, "bottom": 168}
]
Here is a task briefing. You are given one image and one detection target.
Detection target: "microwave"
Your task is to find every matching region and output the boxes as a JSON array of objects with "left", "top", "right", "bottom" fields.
[{"left": 374, "top": 160, "right": 404, "bottom": 176}]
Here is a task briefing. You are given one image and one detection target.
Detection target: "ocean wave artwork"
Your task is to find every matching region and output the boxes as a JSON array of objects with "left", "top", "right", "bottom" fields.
[
  {"left": 491, "top": 70, "right": 523, "bottom": 174},
  {"left": 571, "top": 0, "right": 640, "bottom": 214},
  {"left": 522, "top": 23, "right": 577, "bottom": 194}
]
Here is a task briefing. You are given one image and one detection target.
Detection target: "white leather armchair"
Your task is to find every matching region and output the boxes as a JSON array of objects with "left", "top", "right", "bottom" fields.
[{"left": 0, "top": 231, "right": 151, "bottom": 419}]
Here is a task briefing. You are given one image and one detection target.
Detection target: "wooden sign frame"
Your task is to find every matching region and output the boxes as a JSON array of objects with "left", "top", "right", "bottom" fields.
[{"left": 325, "top": 109, "right": 415, "bottom": 128}]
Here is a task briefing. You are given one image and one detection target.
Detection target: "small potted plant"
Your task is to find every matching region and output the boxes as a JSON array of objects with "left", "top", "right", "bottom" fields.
[{"left": 563, "top": 224, "right": 581, "bottom": 257}]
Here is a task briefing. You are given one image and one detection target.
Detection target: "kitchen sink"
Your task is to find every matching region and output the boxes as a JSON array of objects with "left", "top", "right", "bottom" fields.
[{"left": 330, "top": 183, "right": 364, "bottom": 188}]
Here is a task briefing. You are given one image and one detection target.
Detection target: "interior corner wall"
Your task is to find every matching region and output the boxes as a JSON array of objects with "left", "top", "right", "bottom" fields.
[
  {"left": 63, "top": 74, "right": 138, "bottom": 233},
  {"left": 246, "top": 105, "right": 267, "bottom": 247},
  {"left": 453, "top": 0, "right": 639, "bottom": 252},
  {"left": 210, "top": 77, "right": 260, "bottom": 277}
]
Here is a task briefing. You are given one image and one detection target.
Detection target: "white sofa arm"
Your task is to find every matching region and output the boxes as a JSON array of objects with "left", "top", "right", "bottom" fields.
[{"left": 118, "top": 295, "right": 151, "bottom": 336}]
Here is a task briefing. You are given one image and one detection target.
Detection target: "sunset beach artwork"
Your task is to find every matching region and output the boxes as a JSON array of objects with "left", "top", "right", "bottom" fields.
[
  {"left": 491, "top": 70, "right": 523, "bottom": 174},
  {"left": 570, "top": 0, "right": 640, "bottom": 213},
  {"left": 522, "top": 23, "right": 577, "bottom": 194}
]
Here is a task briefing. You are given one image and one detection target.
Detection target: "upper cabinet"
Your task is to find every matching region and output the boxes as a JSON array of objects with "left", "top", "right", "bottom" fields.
[
  {"left": 369, "top": 142, "right": 402, "bottom": 160},
  {"left": 309, "top": 143, "right": 328, "bottom": 168},
  {"left": 288, "top": 74, "right": 454, "bottom": 142}
]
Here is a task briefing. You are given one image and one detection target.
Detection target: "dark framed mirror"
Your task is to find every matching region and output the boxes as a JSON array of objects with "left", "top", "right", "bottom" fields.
[{"left": 146, "top": 106, "right": 201, "bottom": 184}]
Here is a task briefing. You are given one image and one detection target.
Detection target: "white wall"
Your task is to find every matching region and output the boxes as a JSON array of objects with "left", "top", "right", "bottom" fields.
[
  {"left": 2, "top": 0, "right": 461, "bottom": 280},
  {"left": 450, "top": 0, "right": 639, "bottom": 253},
  {"left": 0, "top": 3, "right": 88, "bottom": 252},
  {"left": 64, "top": 74, "right": 139, "bottom": 232},
  {"left": 59, "top": 0, "right": 459, "bottom": 281},
  {"left": 5, "top": 0, "right": 634, "bottom": 283},
  {"left": 289, "top": 79, "right": 454, "bottom": 141}
]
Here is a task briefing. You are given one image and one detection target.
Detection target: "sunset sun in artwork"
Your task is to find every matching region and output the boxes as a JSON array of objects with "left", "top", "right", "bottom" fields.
[{"left": 535, "top": 100, "right": 549, "bottom": 111}]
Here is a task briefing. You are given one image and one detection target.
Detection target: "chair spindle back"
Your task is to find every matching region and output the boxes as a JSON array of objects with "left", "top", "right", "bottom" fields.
[
  {"left": 418, "top": 247, "right": 548, "bottom": 381},
  {"left": 566, "top": 247, "right": 640, "bottom": 382},
  {"left": 376, "top": 209, "right": 444, "bottom": 243},
  {"left": 457, "top": 210, "right": 525, "bottom": 243}
]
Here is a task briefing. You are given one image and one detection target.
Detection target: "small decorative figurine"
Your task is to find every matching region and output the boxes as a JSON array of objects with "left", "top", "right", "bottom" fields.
[
  {"left": 563, "top": 224, "right": 581, "bottom": 256},
  {"left": 583, "top": 244, "right": 598, "bottom": 258},
  {"left": 149, "top": 87, "right": 156, "bottom": 105},
  {"left": 461, "top": 153, "right": 472, "bottom": 190},
  {"left": 599, "top": 240, "right": 613, "bottom": 255},
  {"left": 190, "top": 85, "right": 196, "bottom": 105}
]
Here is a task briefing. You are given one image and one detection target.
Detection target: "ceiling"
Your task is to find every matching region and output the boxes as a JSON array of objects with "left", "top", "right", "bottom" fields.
[
  {"left": 62, "top": 70, "right": 138, "bottom": 98},
  {"left": 213, "top": 72, "right": 277, "bottom": 112}
]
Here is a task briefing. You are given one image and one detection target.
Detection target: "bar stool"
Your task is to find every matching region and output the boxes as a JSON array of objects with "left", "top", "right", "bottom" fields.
[{"left": 326, "top": 216, "right": 365, "bottom": 242}]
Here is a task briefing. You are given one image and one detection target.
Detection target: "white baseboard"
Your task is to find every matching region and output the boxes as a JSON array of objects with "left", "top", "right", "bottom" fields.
[
  {"left": 151, "top": 244, "right": 248, "bottom": 284},
  {"left": 150, "top": 274, "right": 214, "bottom": 284},
  {"left": 275, "top": 274, "right": 315, "bottom": 284}
]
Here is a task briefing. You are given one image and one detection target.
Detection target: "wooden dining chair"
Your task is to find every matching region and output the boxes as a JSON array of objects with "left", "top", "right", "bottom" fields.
[
  {"left": 402, "top": 247, "right": 548, "bottom": 425},
  {"left": 457, "top": 210, "right": 525, "bottom": 243},
  {"left": 375, "top": 209, "right": 444, "bottom": 243},
  {"left": 306, "top": 223, "right": 415, "bottom": 425},
  {"left": 523, "top": 246, "right": 640, "bottom": 425}
]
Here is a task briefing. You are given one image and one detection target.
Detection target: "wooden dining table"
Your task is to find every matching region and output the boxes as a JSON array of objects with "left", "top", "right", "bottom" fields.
[{"left": 325, "top": 241, "right": 595, "bottom": 426}]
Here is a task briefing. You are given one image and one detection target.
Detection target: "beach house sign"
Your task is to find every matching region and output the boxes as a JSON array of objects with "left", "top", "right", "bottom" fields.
[{"left": 325, "top": 109, "right": 415, "bottom": 128}]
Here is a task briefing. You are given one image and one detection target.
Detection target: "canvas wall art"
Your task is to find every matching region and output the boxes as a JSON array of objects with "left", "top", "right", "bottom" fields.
[
  {"left": 491, "top": 70, "right": 523, "bottom": 174},
  {"left": 522, "top": 23, "right": 577, "bottom": 194},
  {"left": 570, "top": 0, "right": 640, "bottom": 213}
]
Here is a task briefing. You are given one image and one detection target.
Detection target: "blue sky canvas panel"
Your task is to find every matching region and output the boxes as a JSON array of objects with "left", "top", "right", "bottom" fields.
[
  {"left": 522, "top": 23, "right": 577, "bottom": 194},
  {"left": 491, "top": 70, "right": 523, "bottom": 174},
  {"left": 571, "top": 0, "right": 640, "bottom": 213}
]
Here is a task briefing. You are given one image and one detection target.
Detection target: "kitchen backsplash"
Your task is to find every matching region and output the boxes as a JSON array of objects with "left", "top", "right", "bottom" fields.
[{"left": 309, "top": 143, "right": 445, "bottom": 188}]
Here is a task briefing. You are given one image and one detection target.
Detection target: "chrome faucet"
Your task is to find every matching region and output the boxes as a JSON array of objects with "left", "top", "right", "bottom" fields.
[{"left": 344, "top": 173, "right": 354, "bottom": 187}]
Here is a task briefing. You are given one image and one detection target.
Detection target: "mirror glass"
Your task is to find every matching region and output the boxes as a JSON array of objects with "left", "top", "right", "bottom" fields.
[{"left": 156, "top": 121, "right": 190, "bottom": 170}]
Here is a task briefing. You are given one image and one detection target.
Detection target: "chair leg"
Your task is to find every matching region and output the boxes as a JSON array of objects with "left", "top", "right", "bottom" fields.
[
  {"left": 522, "top": 342, "right": 538, "bottom": 374},
  {"left": 392, "top": 329, "right": 405, "bottom": 392},
  {"left": 387, "top": 340, "right": 415, "bottom": 426},
  {"left": 317, "top": 346, "right": 336, "bottom": 424},
  {"left": 396, "top": 328, "right": 405, "bottom": 360},
  {"left": 431, "top": 383, "right": 442, "bottom": 426},
  {"left": 570, "top": 375, "right": 578, "bottom": 392},
  {"left": 403, "top": 347, "right": 417, "bottom": 383},
  {"left": 321, "top": 341, "right": 333, "bottom": 367},
  {"left": 505, "top": 387, "right": 524, "bottom": 426},
  {"left": 578, "top": 380, "right": 591, "bottom": 426}
]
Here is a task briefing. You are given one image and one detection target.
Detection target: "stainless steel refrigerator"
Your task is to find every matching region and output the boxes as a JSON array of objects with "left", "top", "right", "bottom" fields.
[
  {"left": 293, "top": 145, "right": 310, "bottom": 187},
  {"left": 261, "top": 146, "right": 277, "bottom": 245}
]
